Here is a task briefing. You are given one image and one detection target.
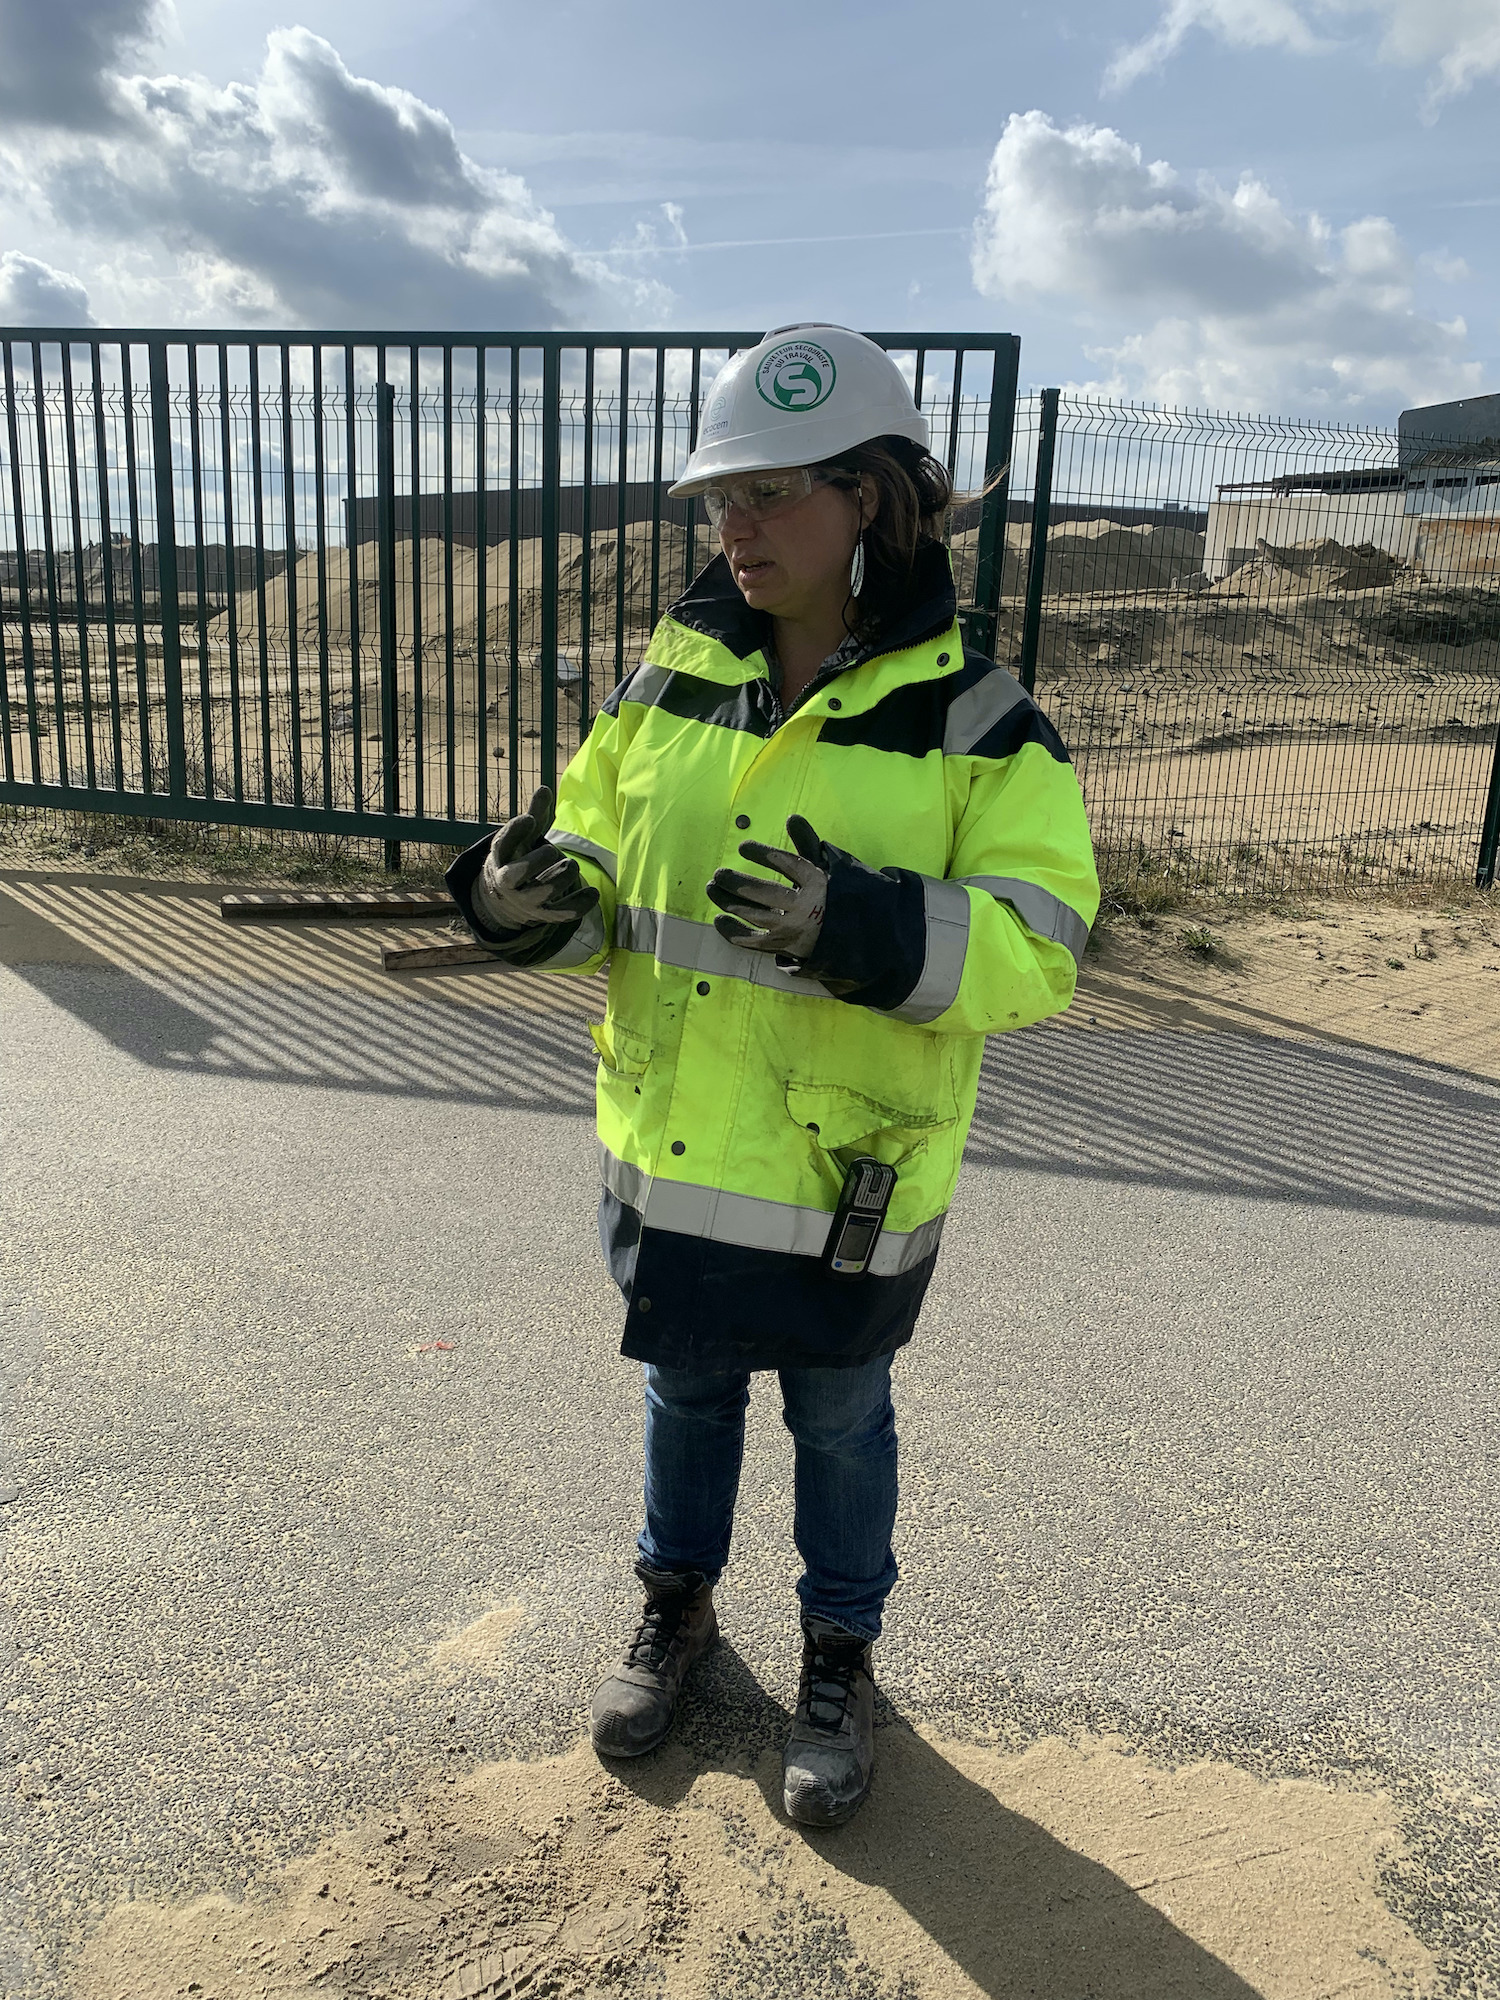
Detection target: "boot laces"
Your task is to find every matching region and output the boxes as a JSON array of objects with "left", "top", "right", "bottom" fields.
[
  {"left": 801, "top": 1637, "right": 865, "bottom": 1734},
  {"left": 625, "top": 1591, "right": 693, "bottom": 1673}
]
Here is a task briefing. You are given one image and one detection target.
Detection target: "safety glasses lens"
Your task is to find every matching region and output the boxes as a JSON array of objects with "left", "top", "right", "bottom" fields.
[{"left": 703, "top": 469, "right": 813, "bottom": 526}]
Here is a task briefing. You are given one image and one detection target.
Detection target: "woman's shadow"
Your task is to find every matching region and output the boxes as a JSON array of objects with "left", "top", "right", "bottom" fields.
[{"left": 608, "top": 1640, "right": 1265, "bottom": 2000}]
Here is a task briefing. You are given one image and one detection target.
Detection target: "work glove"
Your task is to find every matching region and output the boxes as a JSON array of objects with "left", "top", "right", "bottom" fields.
[
  {"left": 706, "top": 815, "right": 829, "bottom": 960},
  {"left": 471, "top": 785, "right": 600, "bottom": 934}
]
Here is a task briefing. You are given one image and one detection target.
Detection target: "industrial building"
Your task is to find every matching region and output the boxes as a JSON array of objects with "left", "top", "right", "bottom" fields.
[{"left": 1203, "top": 391, "right": 1500, "bottom": 583}]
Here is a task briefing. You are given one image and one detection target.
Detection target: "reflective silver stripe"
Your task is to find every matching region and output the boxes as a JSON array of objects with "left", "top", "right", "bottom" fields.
[
  {"left": 621, "top": 663, "right": 673, "bottom": 708},
  {"left": 960, "top": 874, "right": 1090, "bottom": 967},
  {"left": 943, "top": 666, "right": 1028, "bottom": 755},
  {"left": 541, "top": 902, "right": 608, "bottom": 969},
  {"left": 612, "top": 904, "right": 836, "bottom": 999},
  {"left": 552, "top": 829, "right": 618, "bottom": 882},
  {"left": 596, "top": 1143, "right": 944, "bottom": 1276},
  {"left": 889, "top": 876, "right": 971, "bottom": 1026}
]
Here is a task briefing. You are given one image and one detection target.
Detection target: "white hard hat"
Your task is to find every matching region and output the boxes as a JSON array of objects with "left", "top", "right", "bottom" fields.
[{"left": 669, "top": 324, "right": 929, "bottom": 497}]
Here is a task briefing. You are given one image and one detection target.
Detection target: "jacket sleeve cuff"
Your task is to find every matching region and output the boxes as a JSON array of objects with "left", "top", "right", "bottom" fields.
[{"left": 796, "top": 847, "right": 932, "bottom": 1014}]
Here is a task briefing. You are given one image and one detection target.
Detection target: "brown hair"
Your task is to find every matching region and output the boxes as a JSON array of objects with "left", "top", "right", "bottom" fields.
[{"left": 815, "top": 433, "right": 955, "bottom": 637}]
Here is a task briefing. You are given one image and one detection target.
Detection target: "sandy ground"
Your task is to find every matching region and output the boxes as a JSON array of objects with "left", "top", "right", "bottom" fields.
[
  {"left": 2, "top": 866, "right": 1497, "bottom": 1999},
  {"left": 71, "top": 1628, "right": 1437, "bottom": 2000}
]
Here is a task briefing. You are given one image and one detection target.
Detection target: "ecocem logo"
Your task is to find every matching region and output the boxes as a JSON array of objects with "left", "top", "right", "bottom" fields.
[{"left": 756, "top": 341, "right": 836, "bottom": 412}]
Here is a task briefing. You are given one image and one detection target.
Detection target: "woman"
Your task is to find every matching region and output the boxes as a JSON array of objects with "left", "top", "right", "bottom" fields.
[{"left": 447, "top": 325, "right": 1098, "bottom": 1827}]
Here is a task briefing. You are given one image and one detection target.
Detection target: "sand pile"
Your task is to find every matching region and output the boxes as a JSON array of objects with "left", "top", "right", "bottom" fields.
[
  {"left": 1213, "top": 538, "right": 1410, "bottom": 597},
  {"left": 951, "top": 520, "right": 1208, "bottom": 599},
  {"left": 214, "top": 523, "right": 702, "bottom": 649},
  {"left": 68, "top": 1716, "right": 1433, "bottom": 1999}
]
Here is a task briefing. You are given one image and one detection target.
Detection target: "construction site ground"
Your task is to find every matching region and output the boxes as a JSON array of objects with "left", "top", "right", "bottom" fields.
[{"left": 1, "top": 864, "right": 1497, "bottom": 1999}]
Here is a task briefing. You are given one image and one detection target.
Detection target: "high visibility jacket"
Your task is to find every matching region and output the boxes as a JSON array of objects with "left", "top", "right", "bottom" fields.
[{"left": 449, "top": 542, "right": 1098, "bottom": 1371}]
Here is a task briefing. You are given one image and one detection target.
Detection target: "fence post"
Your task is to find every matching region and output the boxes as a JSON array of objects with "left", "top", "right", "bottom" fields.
[
  {"left": 1478, "top": 720, "right": 1500, "bottom": 889},
  {"left": 1017, "top": 386, "right": 1059, "bottom": 696},
  {"left": 966, "top": 336, "right": 1021, "bottom": 660},
  {"left": 377, "top": 380, "right": 400, "bottom": 872},
  {"left": 539, "top": 343, "right": 561, "bottom": 794},
  {"left": 147, "top": 342, "right": 188, "bottom": 798}
]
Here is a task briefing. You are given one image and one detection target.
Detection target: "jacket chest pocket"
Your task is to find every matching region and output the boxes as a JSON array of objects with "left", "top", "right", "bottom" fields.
[{"left": 784, "top": 1080, "right": 955, "bottom": 1182}]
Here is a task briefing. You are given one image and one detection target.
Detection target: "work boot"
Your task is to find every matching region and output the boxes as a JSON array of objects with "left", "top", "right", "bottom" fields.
[
  {"left": 782, "top": 1616, "right": 876, "bottom": 1827},
  {"left": 590, "top": 1562, "right": 718, "bottom": 1758}
]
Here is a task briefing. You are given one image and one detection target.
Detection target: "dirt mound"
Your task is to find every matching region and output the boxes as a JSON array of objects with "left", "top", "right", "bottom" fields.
[
  {"left": 1365, "top": 589, "right": 1500, "bottom": 648},
  {"left": 1213, "top": 538, "right": 1408, "bottom": 597}
]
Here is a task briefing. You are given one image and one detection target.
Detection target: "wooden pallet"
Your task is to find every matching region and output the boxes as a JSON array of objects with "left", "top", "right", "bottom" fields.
[{"left": 220, "top": 890, "right": 454, "bottom": 923}]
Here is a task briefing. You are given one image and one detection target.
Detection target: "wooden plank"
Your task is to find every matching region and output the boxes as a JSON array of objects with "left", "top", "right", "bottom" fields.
[
  {"left": 220, "top": 889, "right": 454, "bottom": 923},
  {"left": 381, "top": 940, "right": 498, "bottom": 972}
]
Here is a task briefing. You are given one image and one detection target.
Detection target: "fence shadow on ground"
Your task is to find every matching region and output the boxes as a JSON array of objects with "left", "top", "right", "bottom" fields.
[
  {"left": 9, "top": 942, "right": 1498, "bottom": 1229},
  {"left": 608, "top": 1641, "right": 1262, "bottom": 2000}
]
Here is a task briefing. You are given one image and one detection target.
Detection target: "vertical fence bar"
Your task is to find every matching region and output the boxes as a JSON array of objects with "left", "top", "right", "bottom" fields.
[
  {"left": 32, "top": 343, "right": 70, "bottom": 787},
  {"left": 408, "top": 342, "right": 424, "bottom": 821},
  {"left": 311, "top": 344, "right": 332, "bottom": 812},
  {"left": 539, "top": 341, "right": 561, "bottom": 793},
  {"left": 648, "top": 346, "right": 666, "bottom": 634},
  {"left": 475, "top": 344, "right": 488, "bottom": 826},
  {"left": 377, "top": 373, "right": 400, "bottom": 869},
  {"left": 1017, "top": 385, "right": 1059, "bottom": 695},
  {"left": 442, "top": 343, "right": 456, "bottom": 822},
  {"left": 3, "top": 342, "right": 42, "bottom": 784},
  {"left": 119, "top": 345, "right": 153, "bottom": 790},
  {"left": 89, "top": 343, "right": 124, "bottom": 791},
  {"left": 507, "top": 345, "right": 520, "bottom": 815},
  {"left": 185, "top": 345, "right": 214, "bottom": 797},
  {"left": 613, "top": 347, "right": 629, "bottom": 690},
  {"left": 343, "top": 344, "right": 363, "bottom": 817},
  {"left": 578, "top": 344, "right": 594, "bottom": 735},
  {"left": 60, "top": 342, "right": 97, "bottom": 789},
  {"left": 279, "top": 342, "right": 302, "bottom": 806},
  {"left": 147, "top": 341, "right": 187, "bottom": 797},
  {"left": 247, "top": 344, "right": 273, "bottom": 804},
  {"left": 1477, "top": 721, "right": 1500, "bottom": 888},
  {"left": 217, "top": 344, "right": 245, "bottom": 805},
  {"left": 684, "top": 346, "right": 701, "bottom": 586},
  {"left": 968, "top": 337, "right": 1021, "bottom": 661}
]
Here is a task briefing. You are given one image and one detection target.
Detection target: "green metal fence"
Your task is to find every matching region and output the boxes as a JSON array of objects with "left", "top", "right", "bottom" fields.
[
  {"left": 1006, "top": 392, "right": 1500, "bottom": 893},
  {"left": 0, "top": 328, "right": 1020, "bottom": 864}
]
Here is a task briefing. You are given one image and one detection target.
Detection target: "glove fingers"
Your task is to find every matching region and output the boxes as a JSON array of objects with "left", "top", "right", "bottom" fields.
[
  {"left": 785, "top": 815, "right": 825, "bottom": 864},
  {"left": 714, "top": 913, "right": 778, "bottom": 951},
  {"left": 706, "top": 868, "right": 787, "bottom": 915},
  {"left": 737, "top": 840, "right": 820, "bottom": 888},
  {"left": 525, "top": 785, "right": 556, "bottom": 841},
  {"left": 490, "top": 815, "right": 537, "bottom": 865}
]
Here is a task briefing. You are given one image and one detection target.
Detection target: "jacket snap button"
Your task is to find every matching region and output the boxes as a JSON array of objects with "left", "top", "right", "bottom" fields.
[
  {"left": 937, "top": 652, "right": 950, "bottom": 666},
  {"left": 671, "top": 1140, "right": 685, "bottom": 1155},
  {"left": 828, "top": 697, "right": 842, "bottom": 710},
  {"left": 735, "top": 814, "right": 750, "bottom": 829},
  {"left": 696, "top": 980, "right": 710, "bottom": 996},
  {"left": 637, "top": 1297, "right": 652, "bottom": 1313},
  {"left": 807, "top": 1121, "right": 820, "bottom": 1134}
]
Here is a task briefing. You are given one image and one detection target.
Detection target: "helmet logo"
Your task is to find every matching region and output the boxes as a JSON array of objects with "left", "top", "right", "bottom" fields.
[{"left": 756, "top": 341, "right": 836, "bottom": 413}]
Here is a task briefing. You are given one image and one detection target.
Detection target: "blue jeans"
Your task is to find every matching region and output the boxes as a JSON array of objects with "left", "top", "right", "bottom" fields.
[{"left": 635, "top": 1356, "right": 899, "bottom": 1642}]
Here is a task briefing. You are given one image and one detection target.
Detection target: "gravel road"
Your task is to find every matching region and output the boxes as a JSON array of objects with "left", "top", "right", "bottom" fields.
[{"left": 2, "top": 871, "right": 1497, "bottom": 1998}]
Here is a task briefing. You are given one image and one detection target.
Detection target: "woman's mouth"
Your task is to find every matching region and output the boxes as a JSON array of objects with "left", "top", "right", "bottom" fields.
[{"left": 735, "top": 558, "right": 773, "bottom": 586}]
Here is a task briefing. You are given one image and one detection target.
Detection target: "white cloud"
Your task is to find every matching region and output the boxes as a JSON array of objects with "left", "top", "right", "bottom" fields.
[
  {"left": 0, "top": 0, "right": 165, "bottom": 130},
  {"left": 0, "top": 25, "right": 665, "bottom": 327},
  {"left": 0, "top": 250, "right": 94, "bottom": 323},
  {"left": 1107, "top": 0, "right": 1500, "bottom": 110},
  {"left": 971, "top": 110, "right": 1481, "bottom": 413}
]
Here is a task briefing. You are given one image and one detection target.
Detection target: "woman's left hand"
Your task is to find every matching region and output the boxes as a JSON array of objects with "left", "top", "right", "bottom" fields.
[{"left": 706, "top": 815, "right": 829, "bottom": 958}]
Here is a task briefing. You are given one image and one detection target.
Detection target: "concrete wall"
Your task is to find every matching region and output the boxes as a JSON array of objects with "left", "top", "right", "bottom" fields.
[{"left": 1204, "top": 488, "right": 1500, "bottom": 583}]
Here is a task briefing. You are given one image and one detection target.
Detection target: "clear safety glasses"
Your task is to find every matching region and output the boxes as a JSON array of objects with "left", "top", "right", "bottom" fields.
[{"left": 700, "top": 467, "right": 844, "bottom": 528}]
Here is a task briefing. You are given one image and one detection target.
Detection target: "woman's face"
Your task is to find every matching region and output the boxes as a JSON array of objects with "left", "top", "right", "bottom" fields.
[{"left": 719, "top": 474, "right": 872, "bottom": 622}]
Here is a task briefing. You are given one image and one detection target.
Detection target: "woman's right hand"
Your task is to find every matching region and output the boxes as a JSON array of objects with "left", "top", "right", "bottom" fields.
[{"left": 472, "top": 786, "right": 600, "bottom": 932}]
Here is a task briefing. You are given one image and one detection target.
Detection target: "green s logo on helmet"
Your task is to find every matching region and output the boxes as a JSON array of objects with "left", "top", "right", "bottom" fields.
[{"left": 755, "top": 341, "right": 837, "bottom": 412}]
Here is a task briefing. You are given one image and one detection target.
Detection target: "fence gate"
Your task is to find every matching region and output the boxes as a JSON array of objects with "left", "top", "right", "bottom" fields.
[{"left": 0, "top": 328, "right": 1021, "bottom": 860}]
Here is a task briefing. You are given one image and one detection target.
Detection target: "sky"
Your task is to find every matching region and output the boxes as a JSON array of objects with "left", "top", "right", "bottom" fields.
[{"left": 0, "top": 0, "right": 1496, "bottom": 423}]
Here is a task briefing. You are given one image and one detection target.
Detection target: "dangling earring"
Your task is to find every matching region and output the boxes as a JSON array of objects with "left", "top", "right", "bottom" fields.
[{"left": 850, "top": 531, "right": 866, "bottom": 597}]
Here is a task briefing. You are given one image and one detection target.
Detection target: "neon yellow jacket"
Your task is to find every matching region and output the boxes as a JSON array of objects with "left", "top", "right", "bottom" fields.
[{"left": 449, "top": 544, "right": 1098, "bottom": 1370}]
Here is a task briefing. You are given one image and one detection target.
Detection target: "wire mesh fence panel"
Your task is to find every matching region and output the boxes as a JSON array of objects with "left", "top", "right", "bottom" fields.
[
  {"left": 1011, "top": 396, "right": 1500, "bottom": 894},
  {"left": 0, "top": 329, "right": 1021, "bottom": 851}
]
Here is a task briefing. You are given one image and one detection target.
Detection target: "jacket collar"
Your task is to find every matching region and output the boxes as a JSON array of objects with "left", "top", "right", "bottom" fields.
[{"left": 654, "top": 540, "right": 959, "bottom": 685}]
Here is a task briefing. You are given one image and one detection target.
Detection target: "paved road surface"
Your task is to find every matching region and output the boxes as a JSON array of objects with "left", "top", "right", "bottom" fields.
[{"left": 2, "top": 871, "right": 1497, "bottom": 1996}]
